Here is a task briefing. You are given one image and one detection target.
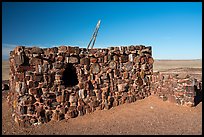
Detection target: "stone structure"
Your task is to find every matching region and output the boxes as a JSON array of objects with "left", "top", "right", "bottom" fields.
[
  {"left": 151, "top": 72, "right": 202, "bottom": 107},
  {"left": 8, "top": 45, "right": 154, "bottom": 127},
  {"left": 8, "top": 45, "right": 202, "bottom": 128}
]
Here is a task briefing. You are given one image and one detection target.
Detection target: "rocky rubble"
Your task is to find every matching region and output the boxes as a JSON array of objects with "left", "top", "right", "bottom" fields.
[
  {"left": 8, "top": 45, "right": 153, "bottom": 127},
  {"left": 151, "top": 72, "right": 202, "bottom": 107}
]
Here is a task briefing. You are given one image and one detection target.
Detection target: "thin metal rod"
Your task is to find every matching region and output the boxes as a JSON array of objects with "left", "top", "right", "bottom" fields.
[
  {"left": 91, "top": 26, "right": 100, "bottom": 49},
  {"left": 87, "top": 29, "right": 96, "bottom": 50},
  {"left": 87, "top": 20, "right": 101, "bottom": 50}
]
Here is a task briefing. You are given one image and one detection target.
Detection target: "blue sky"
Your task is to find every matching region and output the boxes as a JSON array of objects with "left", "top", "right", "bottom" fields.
[{"left": 2, "top": 2, "right": 202, "bottom": 60}]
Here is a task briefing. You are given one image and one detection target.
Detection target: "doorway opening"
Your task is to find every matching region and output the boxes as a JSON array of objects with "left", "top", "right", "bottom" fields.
[{"left": 62, "top": 63, "right": 79, "bottom": 87}]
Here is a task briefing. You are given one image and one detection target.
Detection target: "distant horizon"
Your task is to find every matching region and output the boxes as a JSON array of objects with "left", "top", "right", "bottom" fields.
[
  {"left": 2, "top": 44, "right": 202, "bottom": 61},
  {"left": 2, "top": 2, "right": 202, "bottom": 60}
]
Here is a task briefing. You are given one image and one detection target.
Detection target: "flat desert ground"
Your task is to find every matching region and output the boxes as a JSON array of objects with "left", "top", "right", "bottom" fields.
[{"left": 2, "top": 59, "right": 202, "bottom": 135}]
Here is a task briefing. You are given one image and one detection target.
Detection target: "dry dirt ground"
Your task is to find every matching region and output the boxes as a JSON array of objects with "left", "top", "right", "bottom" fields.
[{"left": 1, "top": 60, "right": 202, "bottom": 135}]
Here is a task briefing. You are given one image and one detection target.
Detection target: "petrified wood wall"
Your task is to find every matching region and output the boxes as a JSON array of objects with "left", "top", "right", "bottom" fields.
[
  {"left": 8, "top": 45, "right": 153, "bottom": 127},
  {"left": 151, "top": 72, "right": 202, "bottom": 107}
]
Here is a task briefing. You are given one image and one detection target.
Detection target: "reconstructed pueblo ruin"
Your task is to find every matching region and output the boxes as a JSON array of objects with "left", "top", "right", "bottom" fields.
[{"left": 7, "top": 45, "right": 202, "bottom": 127}]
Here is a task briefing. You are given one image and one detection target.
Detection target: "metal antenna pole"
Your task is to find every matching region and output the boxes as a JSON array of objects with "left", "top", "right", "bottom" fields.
[
  {"left": 87, "top": 20, "right": 101, "bottom": 50},
  {"left": 91, "top": 22, "right": 100, "bottom": 49}
]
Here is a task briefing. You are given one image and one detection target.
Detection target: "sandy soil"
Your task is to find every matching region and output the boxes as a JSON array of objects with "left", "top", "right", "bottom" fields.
[
  {"left": 2, "top": 94, "right": 202, "bottom": 135},
  {"left": 2, "top": 59, "right": 202, "bottom": 135}
]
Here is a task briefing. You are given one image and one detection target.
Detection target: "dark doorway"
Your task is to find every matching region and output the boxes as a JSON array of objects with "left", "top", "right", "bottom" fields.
[
  {"left": 194, "top": 85, "right": 202, "bottom": 106},
  {"left": 62, "top": 63, "right": 79, "bottom": 87}
]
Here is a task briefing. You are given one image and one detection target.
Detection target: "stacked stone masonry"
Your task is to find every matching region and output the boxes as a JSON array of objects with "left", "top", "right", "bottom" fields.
[
  {"left": 8, "top": 45, "right": 154, "bottom": 127},
  {"left": 151, "top": 72, "right": 202, "bottom": 107}
]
